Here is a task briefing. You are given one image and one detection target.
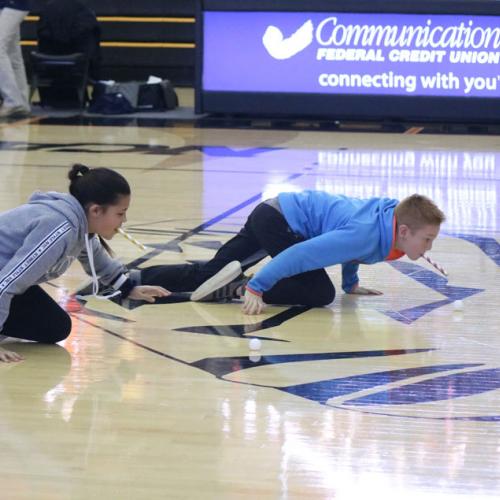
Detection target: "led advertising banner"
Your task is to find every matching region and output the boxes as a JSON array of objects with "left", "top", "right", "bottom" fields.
[{"left": 202, "top": 11, "right": 500, "bottom": 98}]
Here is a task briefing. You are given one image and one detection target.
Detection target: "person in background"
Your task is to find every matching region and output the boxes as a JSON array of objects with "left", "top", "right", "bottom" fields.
[
  {"left": 0, "top": 0, "right": 31, "bottom": 117},
  {"left": 37, "top": 0, "right": 101, "bottom": 80}
]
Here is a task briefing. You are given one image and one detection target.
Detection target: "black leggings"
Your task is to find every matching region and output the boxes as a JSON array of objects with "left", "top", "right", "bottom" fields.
[
  {"left": 140, "top": 202, "right": 335, "bottom": 307},
  {"left": 2, "top": 286, "right": 72, "bottom": 343}
]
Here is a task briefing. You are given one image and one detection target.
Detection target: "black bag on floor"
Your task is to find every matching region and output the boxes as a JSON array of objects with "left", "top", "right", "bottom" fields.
[
  {"left": 90, "top": 79, "right": 178, "bottom": 113},
  {"left": 87, "top": 92, "right": 135, "bottom": 114},
  {"left": 137, "top": 80, "right": 178, "bottom": 111}
]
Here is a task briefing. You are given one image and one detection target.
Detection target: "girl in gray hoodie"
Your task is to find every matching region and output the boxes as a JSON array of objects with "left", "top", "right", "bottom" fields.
[{"left": 0, "top": 163, "right": 169, "bottom": 362}]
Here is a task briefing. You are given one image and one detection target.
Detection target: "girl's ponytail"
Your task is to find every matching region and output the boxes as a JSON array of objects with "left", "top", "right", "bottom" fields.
[{"left": 68, "top": 163, "right": 90, "bottom": 182}]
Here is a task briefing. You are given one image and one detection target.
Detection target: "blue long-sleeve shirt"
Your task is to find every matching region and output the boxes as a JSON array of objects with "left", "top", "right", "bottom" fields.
[{"left": 247, "top": 191, "right": 402, "bottom": 294}]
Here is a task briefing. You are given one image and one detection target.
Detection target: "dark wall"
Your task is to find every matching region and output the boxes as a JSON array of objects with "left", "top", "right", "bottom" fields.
[{"left": 21, "top": 0, "right": 197, "bottom": 85}]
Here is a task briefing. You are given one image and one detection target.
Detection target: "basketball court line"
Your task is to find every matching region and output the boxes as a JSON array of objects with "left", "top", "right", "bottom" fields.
[
  {"left": 328, "top": 405, "right": 500, "bottom": 422},
  {"left": 75, "top": 316, "right": 194, "bottom": 367},
  {"left": 73, "top": 307, "right": 303, "bottom": 367}
]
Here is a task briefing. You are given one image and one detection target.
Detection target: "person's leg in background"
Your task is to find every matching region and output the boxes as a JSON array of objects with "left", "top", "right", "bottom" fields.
[
  {"left": 9, "top": 9, "right": 30, "bottom": 110},
  {"left": 1, "top": 286, "right": 72, "bottom": 343},
  {"left": 0, "top": 7, "right": 30, "bottom": 116}
]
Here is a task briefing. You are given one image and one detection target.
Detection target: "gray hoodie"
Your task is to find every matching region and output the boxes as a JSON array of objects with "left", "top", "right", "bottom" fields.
[{"left": 0, "top": 191, "right": 128, "bottom": 332}]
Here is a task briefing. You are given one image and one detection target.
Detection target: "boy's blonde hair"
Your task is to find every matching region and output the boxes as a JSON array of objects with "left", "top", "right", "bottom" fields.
[{"left": 395, "top": 194, "right": 445, "bottom": 231}]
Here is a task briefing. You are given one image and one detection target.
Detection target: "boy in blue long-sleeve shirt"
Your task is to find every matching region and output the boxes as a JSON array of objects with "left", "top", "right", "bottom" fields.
[
  {"left": 139, "top": 191, "right": 445, "bottom": 314},
  {"left": 185, "top": 191, "right": 445, "bottom": 314}
]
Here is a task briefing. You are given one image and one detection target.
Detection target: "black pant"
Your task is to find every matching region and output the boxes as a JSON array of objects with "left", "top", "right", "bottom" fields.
[
  {"left": 2, "top": 286, "right": 72, "bottom": 343},
  {"left": 140, "top": 203, "right": 335, "bottom": 307}
]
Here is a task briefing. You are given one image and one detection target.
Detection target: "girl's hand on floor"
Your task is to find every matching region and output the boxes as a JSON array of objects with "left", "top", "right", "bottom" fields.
[
  {"left": 0, "top": 347, "right": 24, "bottom": 363},
  {"left": 128, "top": 285, "right": 171, "bottom": 303}
]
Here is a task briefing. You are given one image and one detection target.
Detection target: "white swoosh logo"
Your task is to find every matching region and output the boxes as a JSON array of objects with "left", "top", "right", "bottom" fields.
[{"left": 262, "top": 20, "right": 314, "bottom": 60}]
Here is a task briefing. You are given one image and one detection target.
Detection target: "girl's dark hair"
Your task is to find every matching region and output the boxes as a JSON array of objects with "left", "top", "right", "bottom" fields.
[
  {"left": 68, "top": 164, "right": 131, "bottom": 254},
  {"left": 68, "top": 163, "right": 130, "bottom": 207}
]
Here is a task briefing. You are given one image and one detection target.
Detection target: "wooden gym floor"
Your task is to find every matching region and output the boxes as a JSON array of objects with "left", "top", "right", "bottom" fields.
[{"left": 0, "top": 105, "right": 499, "bottom": 499}]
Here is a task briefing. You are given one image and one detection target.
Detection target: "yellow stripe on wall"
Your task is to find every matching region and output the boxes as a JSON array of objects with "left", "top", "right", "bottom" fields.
[
  {"left": 21, "top": 40, "right": 195, "bottom": 49},
  {"left": 101, "top": 42, "right": 195, "bottom": 48},
  {"left": 25, "top": 16, "right": 195, "bottom": 23},
  {"left": 99, "top": 17, "right": 195, "bottom": 23}
]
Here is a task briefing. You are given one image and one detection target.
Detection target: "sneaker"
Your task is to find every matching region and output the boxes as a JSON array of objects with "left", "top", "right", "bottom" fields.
[{"left": 191, "top": 261, "right": 246, "bottom": 302}]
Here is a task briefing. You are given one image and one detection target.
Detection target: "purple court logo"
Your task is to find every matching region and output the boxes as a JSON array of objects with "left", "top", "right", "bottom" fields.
[{"left": 203, "top": 12, "right": 500, "bottom": 97}]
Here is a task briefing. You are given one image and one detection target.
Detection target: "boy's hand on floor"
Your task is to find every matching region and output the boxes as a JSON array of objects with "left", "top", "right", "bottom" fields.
[
  {"left": 0, "top": 347, "right": 24, "bottom": 363},
  {"left": 242, "top": 290, "right": 266, "bottom": 315},
  {"left": 349, "top": 285, "right": 383, "bottom": 296}
]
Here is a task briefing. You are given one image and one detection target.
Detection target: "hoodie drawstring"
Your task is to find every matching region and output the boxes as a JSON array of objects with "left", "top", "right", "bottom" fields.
[
  {"left": 76, "top": 234, "right": 121, "bottom": 300},
  {"left": 85, "top": 233, "right": 99, "bottom": 296}
]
